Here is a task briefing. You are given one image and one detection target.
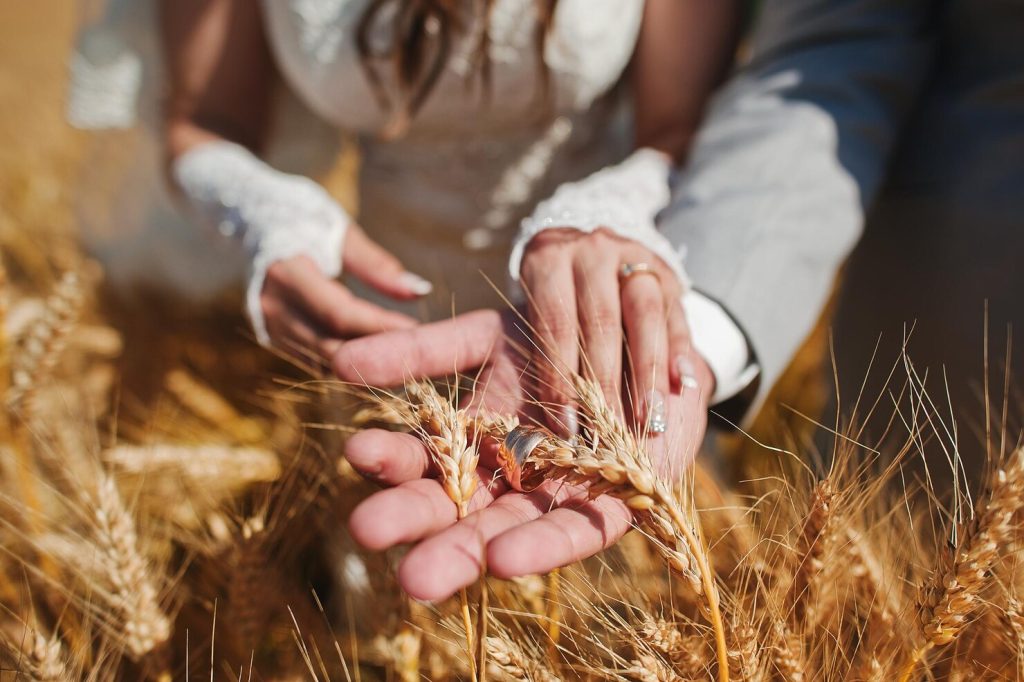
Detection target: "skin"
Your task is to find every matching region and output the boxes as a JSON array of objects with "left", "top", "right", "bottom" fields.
[
  {"left": 523, "top": 0, "right": 742, "bottom": 432},
  {"left": 161, "top": 0, "right": 742, "bottom": 381},
  {"left": 332, "top": 310, "right": 716, "bottom": 601},
  {"left": 161, "top": 0, "right": 428, "bottom": 357},
  {"left": 161, "top": 0, "right": 741, "bottom": 595}
]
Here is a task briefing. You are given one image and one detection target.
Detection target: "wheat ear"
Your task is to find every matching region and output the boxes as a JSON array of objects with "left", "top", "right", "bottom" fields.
[
  {"left": 787, "top": 478, "right": 838, "bottom": 625},
  {"left": 898, "top": 446, "right": 1024, "bottom": 681},
  {"left": 770, "top": 620, "right": 807, "bottom": 682},
  {"left": 0, "top": 621, "right": 71, "bottom": 681},
  {"left": 727, "top": 621, "right": 766, "bottom": 682},
  {"left": 500, "top": 377, "right": 730, "bottom": 682},
  {"left": 405, "top": 381, "right": 480, "bottom": 680},
  {"left": 635, "top": 615, "right": 709, "bottom": 679},
  {"left": 486, "top": 625, "right": 560, "bottom": 682},
  {"left": 7, "top": 271, "right": 83, "bottom": 413},
  {"left": 91, "top": 475, "right": 171, "bottom": 662}
]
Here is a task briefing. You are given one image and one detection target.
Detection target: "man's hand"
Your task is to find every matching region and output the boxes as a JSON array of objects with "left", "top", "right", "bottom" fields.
[{"left": 332, "top": 309, "right": 713, "bottom": 601}]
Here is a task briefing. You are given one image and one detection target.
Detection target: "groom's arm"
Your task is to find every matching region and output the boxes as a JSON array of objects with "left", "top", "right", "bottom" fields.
[{"left": 661, "top": 0, "right": 938, "bottom": 417}]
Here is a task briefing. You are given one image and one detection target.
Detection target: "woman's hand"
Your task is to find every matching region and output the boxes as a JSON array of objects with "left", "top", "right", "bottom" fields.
[
  {"left": 261, "top": 225, "right": 431, "bottom": 360},
  {"left": 520, "top": 227, "right": 696, "bottom": 436},
  {"left": 332, "top": 310, "right": 714, "bottom": 601}
]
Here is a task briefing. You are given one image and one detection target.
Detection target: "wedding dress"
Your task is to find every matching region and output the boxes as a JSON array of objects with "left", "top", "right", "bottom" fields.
[
  {"left": 69, "top": 0, "right": 645, "bottom": 318},
  {"left": 70, "top": 0, "right": 754, "bottom": 402}
]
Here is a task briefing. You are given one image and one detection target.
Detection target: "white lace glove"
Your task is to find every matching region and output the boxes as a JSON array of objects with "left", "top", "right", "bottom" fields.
[
  {"left": 172, "top": 141, "right": 350, "bottom": 346},
  {"left": 511, "top": 147, "right": 757, "bottom": 406},
  {"left": 509, "top": 147, "right": 689, "bottom": 288}
]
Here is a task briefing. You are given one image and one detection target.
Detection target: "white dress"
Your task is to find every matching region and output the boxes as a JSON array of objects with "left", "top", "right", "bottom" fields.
[{"left": 69, "top": 0, "right": 645, "bottom": 318}]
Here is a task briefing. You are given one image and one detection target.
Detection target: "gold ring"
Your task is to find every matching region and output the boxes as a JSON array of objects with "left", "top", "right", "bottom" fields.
[
  {"left": 497, "top": 425, "right": 548, "bottom": 492},
  {"left": 619, "top": 262, "right": 658, "bottom": 281}
]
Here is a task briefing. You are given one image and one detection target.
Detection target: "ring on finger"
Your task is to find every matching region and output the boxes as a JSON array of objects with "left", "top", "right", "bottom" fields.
[
  {"left": 618, "top": 262, "right": 659, "bottom": 282},
  {"left": 497, "top": 425, "right": 549, "bottom": 492}
]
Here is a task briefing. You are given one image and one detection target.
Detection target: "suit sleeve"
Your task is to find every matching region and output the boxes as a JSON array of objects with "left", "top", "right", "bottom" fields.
[{"left": 660, "top": 0, "right": 937, "bottom": 416}]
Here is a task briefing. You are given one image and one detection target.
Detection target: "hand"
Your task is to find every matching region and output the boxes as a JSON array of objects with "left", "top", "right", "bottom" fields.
[
  {"left": 331, "top": 309, "right": 713, "bottom": 601},
  {"left": 262, "top": 225, "right": 432, "bottom": 360},
  {"left": 519, "top": 227, "right": 692, "bottom": 435}
]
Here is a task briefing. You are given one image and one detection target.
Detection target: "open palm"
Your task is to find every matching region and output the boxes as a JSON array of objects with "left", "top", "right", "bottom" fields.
[{"left": 331, "top": 309, "right": 709, "bottom": 601}]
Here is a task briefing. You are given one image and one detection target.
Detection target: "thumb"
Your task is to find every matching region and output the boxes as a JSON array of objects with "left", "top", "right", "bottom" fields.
[
  {"left": 331, "top": 309, "right": 505, "bottom": 386},
  {"left": 343, "top": 225, "right": 433, "bottom": 300}
]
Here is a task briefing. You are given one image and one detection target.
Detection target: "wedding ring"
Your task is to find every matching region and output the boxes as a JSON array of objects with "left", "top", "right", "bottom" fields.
[
  {"left": 497, "top": 425, "right": 548, "bottom": 492},
  {"left": 619, "top": 262, "right": 658, "bottom": 281}
]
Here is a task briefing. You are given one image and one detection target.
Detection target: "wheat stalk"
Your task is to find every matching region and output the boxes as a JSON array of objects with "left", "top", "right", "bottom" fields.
[
  {"left": 103, "top": 443, "right": 281, "bottom": 491},
  {"left": 898, "top": 446, "right": 1024, "bottom": 681}
]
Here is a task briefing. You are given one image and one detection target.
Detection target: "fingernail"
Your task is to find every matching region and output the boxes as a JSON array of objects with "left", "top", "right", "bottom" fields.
[
  {"left": 675, "top": 356, "right": 700, "bottom": 394},
  {"left": 399, "top": 272, "right": 433, "bottom": 296},
  {"left": 560, "top": 405, "right": 579, "bottom": 438},
  {"left": 645, "top": 389, "right": 667, "bottom": 434}
]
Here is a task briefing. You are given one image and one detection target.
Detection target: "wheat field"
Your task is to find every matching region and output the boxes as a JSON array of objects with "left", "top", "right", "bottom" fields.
[{"left": 3, "top": 4, "right": 1024, "bottom": 681}]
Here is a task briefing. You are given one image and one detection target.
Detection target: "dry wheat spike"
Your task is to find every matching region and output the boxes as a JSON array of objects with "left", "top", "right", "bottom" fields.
[
  {"left": 7, "top": 271, "right": 83, "bottom": 413},
  {"left": 488, "top": 376, "right": 730, "bottom": 682},
  {"left": 486, "top": 627, "right": 560, "bottom": 682},
  {"left": 899, "top": 445, "right": 1024, "bottom": 680},
  {"left": 0, "top": 621, "right": 71, "bottom": 681},
  {"left": 91, "top": 475, "right": 171, "bottom": 661}
]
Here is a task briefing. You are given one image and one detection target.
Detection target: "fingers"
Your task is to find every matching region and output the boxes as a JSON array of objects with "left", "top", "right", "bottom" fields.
[
  {"left": 343, "top": 225, "right": 433, "bottom": 299},
  {"left": 262, "top": 290, "right": 341, "bottom": 361},
  {"left": 573, "top": 254, "right": 623, "bottom": 412},
  {"left": 522, "top": 253, "right": 580, "bottom": 437},
  {"left": 332, "top": 309, "right": 506, "bottom": 385},
  {"left": 271, "top": 256, "right": 418, "bottom": 337},
  {"left": 348, "top": 471, "right": 503, "bottom": 552},
  {"left": 397, "top": 486, "right": 564, "bottom": 601},
  {"left": 487, "top": 492, "right": 634, "bottom": 578},
  {"left": 345, "top": 429, "right": 432, "bottom": 485},
  {"left": 621, "top": 271, "right": 670, "bottom": 433},
  {"left": 667, "top": 298, "right": 695, "bottom": 393}
]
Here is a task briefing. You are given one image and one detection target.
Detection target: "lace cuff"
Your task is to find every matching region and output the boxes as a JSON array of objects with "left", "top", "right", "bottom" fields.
[
  {"left": 172, "top": 141, "right": 350, "bottom": 347},
  {"left": 508, "top": 147, "right": 689, "bottom": 288}
]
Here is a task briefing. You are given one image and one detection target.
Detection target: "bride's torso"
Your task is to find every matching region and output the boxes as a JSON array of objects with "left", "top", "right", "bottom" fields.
[{"left": 261, "top": 0, "right": 644, "bottom": 313}]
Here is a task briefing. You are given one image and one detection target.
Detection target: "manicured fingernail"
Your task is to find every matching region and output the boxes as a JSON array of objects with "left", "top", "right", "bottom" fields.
[
  {"left": 675, "top": 356, "right": 700, "bottom": 394},
  {"left": 399, "top": 272, "right": 433, "bottom": 295},
  {"left": 645, "top": 389, "right": 667, "bottom": 434},
  {"left": 560, "top": 405, "right": 579, "bottom": 438}
]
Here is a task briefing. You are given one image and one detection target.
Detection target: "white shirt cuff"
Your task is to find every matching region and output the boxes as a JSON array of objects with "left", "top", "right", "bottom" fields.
[{"left": 682, "top": 290, "right": 760, "bottom": 405}]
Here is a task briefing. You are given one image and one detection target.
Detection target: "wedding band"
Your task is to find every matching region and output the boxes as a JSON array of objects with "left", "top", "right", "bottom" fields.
[
  {"left": 619, "top": 262, "right": 658, "bottom": 281},
  {"left": 497, "top": 425, "right": 548, "bottom": 492}
]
